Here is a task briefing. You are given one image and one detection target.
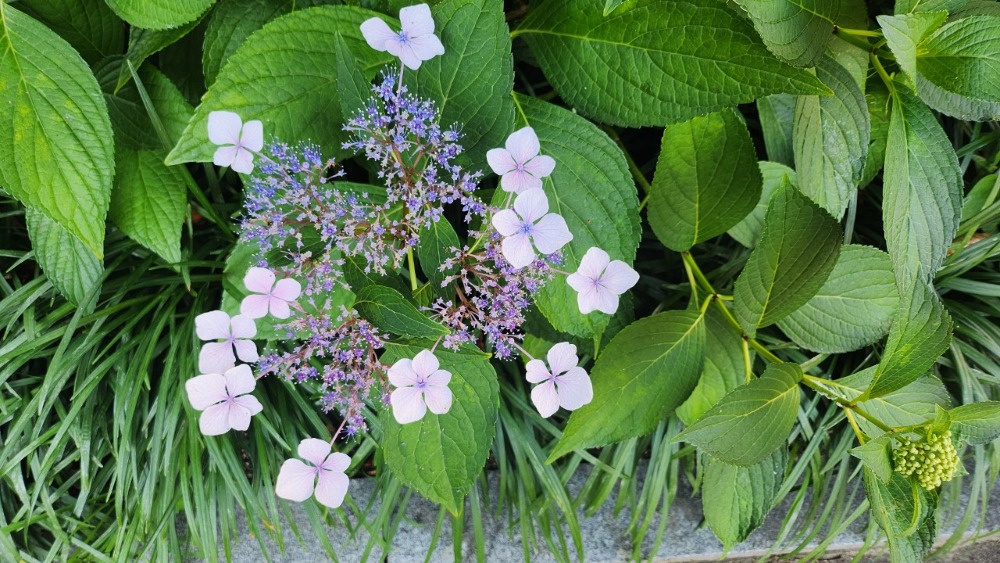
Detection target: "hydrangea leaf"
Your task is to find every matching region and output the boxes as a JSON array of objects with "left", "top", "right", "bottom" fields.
[
  {"left": 949, "top": 402, "right": 1000, "bottom": 445},
  {"left": 674, "top": 362, "right": 802, "bottom": 467},
  {"left": 335, "top": 33, "right": 371, "bottom": 124},
  {"left": 110, "top": 149, "right": 186, "bottom": 264},
  {"left": 732, "top": 0, "right": 866, "bottom": 66},
  {"left": 407, "top": 0, "right": 514, "bottom": 170},
  {"left": 204, "top": 0, "right": 292, "bottom": 86},
  {"left": 860, "top": 81, "right": 892, "bottom": 188},
  {"left": 115, "top": 17, "right": 205, "bottom": 92},
  {"left": 864, "top": 469, "right": 938, "bottom": 562},
  {"left": 510, "top": 94, "right": 641, "bottom": 338},
  {"left": 778, "top": 245, "right": 898, "bottom": 354},
  {"left": 727, "top": 162, "right": 796, "bottom": 249},
  {"left": 355, "top": 285, "right": 449, "bottom": 339},
  {"left": 104, "top": 0, "right": 216, "bottom": 31},
  {"left": 381, "top": 344, "right": 499, "bottom": 514},
  {"left": 733, "top": 186, "right": 842, "bottom": 337},
  {"left": 757, "top": 94, "right": 796, "bottom": 166},
  {"left": 648, "top": 108, "right": 762, "bottom": 252},
  {"left": 793, "top": 56, "right": 870, "bottom": 219},
  {"left": 676, "top": 307, "right": 749, "bottom": 426},
  {"left": 895, "top": 0, "right": 968, "bottom": 15},
  {"left": 166, "top": 6, "right": 393, "bottom": 166},
  {"left": 851, "top": 435, "right": 894, "bottom": 484},
  {"left": 16, "top": 0, "right": 123, "bottom": 64},
  {"left": 417, "top": 219, "right": 460, "bottom": 291},
  {"left": 515, "top": 0, "right": 829, "bottom": 128},
  {"left": 25, "top": 208, "right": 104, "bottom": 310},
  {"left": 702, "top": 448, "right": 786, "bottom": 551},
  {"left": 0, "top": 4, "right": 115, "bottom": 259},
  {"left": 549, "top": 310, "right": 705, "bottom": 461}
]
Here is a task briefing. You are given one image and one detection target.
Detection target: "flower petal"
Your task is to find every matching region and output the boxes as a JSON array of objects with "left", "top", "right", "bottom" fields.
[
  {"left": 199, "top": 342, "right": 236, "bottom": 374},
  {"left": 425, "top": 369, "right": 451, "bottom": 387},
  {"left": 500, "top": 169, "right": 542, "bottom": 194},
  {"left": 224, "top": 364, "right": 256, "bottom": 395},
  {"left": 530, "top": 380, "right": 560, "bottom": 418},
  {"left": 240, "top": 119, "right": 264, "bottom": 152},
  {"left": 233, "top": 339, "right": 259, "bottom": 363},
  {"left": 199, "top": 404, "right": 232, "bottom": 435},
  {"left": 491, "top": 209, "right": 521, "bottom": 237},
  {"left": 272, "top": 278, "right": 302, "bottom": 301},
  {"left": 501, "top": 233, "right": 535, "bottom": 269},
  {"left": 323, "top": 452, "right": 351, "bottom": 473},
  {"left": 207, "top": 111, "right": 242, "bottom": 146},
  {"left": 230, "top": 148, "right": 255, "bottom": 174},
  {"left": 229, "top": 315, "right": 257, "bottom": 339},
  {"left": 486, "top": 148, "right": 517, "bottom": 176},
  {"left": 423, "top": 384, "right": 452, "bottom": 415},
  {"left": 556, "top": 367, "right": 593, "bottom": 411},
  {"left": 275, "top": 459, "right": 316, "bottom": 502},
  {"left": 360, "top": 17, "right": 396, "bottom": 51},
  {"left": 411, "top": 350, "right": 440, "bottom": 377},
  {"left": 315, "top": 470, "right": 350, "bottom": 509},
  {"left": 601, "top": 260, "right": 640, "bottom": 294},
  {"left": 513, "top": 187, "right": 548, "bottom": 223},
  {"left": 234, "top": 394, "right": 263, "bottom": 416},
  {"left": 243, "top": 267, "right": 275, "bottom": 294},
  {"left": 298, "top": 438, "right": 333, "bottom": 467},
  {"left": 565, "top": 271, "right": 590, "bottom": 294},
  {"left": 590, "top": 287, "right": 620, "bottom": 315},
  {"left": 195, "top": 310, "right": 231, "bottom": 341},
  {"left": 397, "top": 44, "right": 423, "bottom": 70},
  {"left": 228, "top": 403, "right": 252, "bottom": 431},
  {"left": 546, "top": 342, "right": 579, "bottom": 376},
  {"left": 573, "top": 285, "right": 603, "bottom": 315},
  {"left": 407, "top": 33, "right": 444, "bottom": 61},
  {"left": 390, "top": 386, "right": 427, "bottom": 424},
  {"left": 400, "top": 3, "right": 435, "bottom": 37},
  {"left": 522, "top": 154, "right": 555, "bottom": 179},
  {"left": 505, "top": 127, "right": 540, "bottom": 165},
  {"left": 268, "top": 298, "right": 291, "bottom": 319},
  {"left": 388, "top": 358, "right": 419, "bottom": 387},
  {"left": 524, "top": 359, "right": 551, "bottom": 383},
  {"left": 213, "top": 145, "right": 239, "bottom": 168},
  {"left": 530, "top": 213, "right": 573, "bottom": 254},
  {"left": 240, "top": 294, "right": 271, "bottom": 319},
  {"left": 577, "top": 247, "right": 611, "bottom": 281},
  {"left": 185, "top": 373, "right": 229, "bottom": 410}
]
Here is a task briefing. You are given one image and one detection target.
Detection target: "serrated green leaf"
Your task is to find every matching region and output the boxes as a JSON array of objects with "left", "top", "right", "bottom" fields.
[
  {"left": 166, "top": 6, "right": 392, "bottom": 166},
  {"left": 676, "top": 362, "right": 801, "bottom": 466},
  {"left": 116, "top": 17, "right": 204, "bottom": 92},
  {"left": 354, "top": 285, "right": 448, "bottom": 338},
  {"left": 733, "top": 185, "right": 842, "bottom": 336},
  {"left": 703, "top": 448, "right": 785, "bottom": 551},
  {"left": 515, "top": 0, "right": 830, "bottom": 128},
  {"left": 407, "top": 0, "right": 514, "bottom": 170},
  {"left": 778, "top": 245, "right": 898, "bottom": 353},
  {"left": 104, "top": 0, "right": 216, "bottom": 30},
  {"left": 381, "top": 344, "right": 499, "bottom": 514},
  {"left": 949, "top": 401, "right": 1000, "bottom": 445},
  {"left": 335, "top": 33, "right": 371, "bottom": 124},
  {"left": 895, "top": 0, "right": 969, "bottom": 14},
  {"left": 110, "top": 149, "right": 186, "bottom": 263},
  {"left": 864, "top": 469, "right": 937, "bottom": 563},
  {"left": 549, "top": 310, "right": 705, "bottom": 461},
  {"left": 648, "top": 108, "right": 762, "bottom": 252},
  {"left": 864, "top": 282, "right": 952, "bottom": 399},
  {"left": 883, "top": 83, "right": 963, "bottom": 288},
  {"left": 510, "top": 94, "right": 641, "bottom": 338},
  {"left": 102, "top": 63, "right": 195, "bottom": 151},
  {"left": 17, "top": 0, "right": 123, "bottom": 64},
  {"left": 793, "top": 56, "right": 869, "bottom": 219},
  {"left": 677, "top": 307, "right": 749, "bottom": 425},
  {"left": 203, "top": 0, "right": 292, "bottom": 86},
  {"left": 732, "top": 0, "right": 866, "bottom": 66},
  {"left": 861, "top": 81, "right": 891, "bottom": 187},
  {"left": 727, "top": 161, "right": 796, "bottom": 248},
  {"left": 851, "top": 435, "right": 894, "bottom": 484},
  {"left": 25, "top": 207, "right": 103, "bottom": 308},
  {"left": 417, "top": 219, "right": 460, "bottom": 290},
  {"left": 0, "top": 3, "right": 114, "bottom": 258},
  {"left": 757, "top": 94, "right": 796, "bottom": 166}
]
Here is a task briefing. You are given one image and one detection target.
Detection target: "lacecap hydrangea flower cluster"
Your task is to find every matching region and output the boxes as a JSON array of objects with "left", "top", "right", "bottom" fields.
[{"left": 184, "top": 4, "right": 639, "bottom": 510}]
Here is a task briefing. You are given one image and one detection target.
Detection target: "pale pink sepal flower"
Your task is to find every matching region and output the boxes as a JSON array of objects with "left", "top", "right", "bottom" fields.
[
  {"left": 491, "top": 189, "right": 573, "bottom": 269},
  {"left": 195, "top": 310, "right": 259, "bottom": 374},
  {"left": 487, "top": 127, "right": 556, "bottom": 194},
  {"left": 360, "top": 4, "right": 445, "bottom": 70},
  {"left": 526, "top": 342, "right": 593, "bottom": 418},
  {"left": 207, "top": 110, "right": 263, "bottom": 174},
  {"left": 275, "top": 438, "right": 351, "bottom": 509},
  {"left": 388, "top": 350, "right": 452, "bottom": 424},
  {"left": 185, "top": 365, "right": 264, "bottom": 436},
  {"left": 566, "top": 247, "right": 639, "bottom": 315},
  {"left": 240, "top": 267, "right": 302, "bottom": 319}
]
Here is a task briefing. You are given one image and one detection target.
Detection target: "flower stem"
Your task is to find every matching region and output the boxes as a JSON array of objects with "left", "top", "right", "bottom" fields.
[
  {"left": 800, "top": 374, "right": 895, "bottom": 434},
  {"left": 407, "top": 247, "right": 419, "bottom": 291}
]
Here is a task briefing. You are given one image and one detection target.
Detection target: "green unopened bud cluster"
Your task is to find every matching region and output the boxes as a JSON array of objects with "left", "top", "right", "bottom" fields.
[{"left": 892, "top": 431, "right": 960, "bottom": 490}]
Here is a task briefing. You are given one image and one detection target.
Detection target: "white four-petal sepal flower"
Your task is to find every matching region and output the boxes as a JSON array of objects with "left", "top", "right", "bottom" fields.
[
  {"left": 275, "top": 438, "right": 351, "bottom": 509},
  {"left": 360, "top": 4, "right": 445, "bottom": 70},
  {"left": 241, "top": 267, "right": 302, "bottom": 319},
  {"left": 195, "top": 310, "right": 259, "bottom": 374},
  {"left": 185, "top": 365, "right": 264, "bottom": 436},
  {"left": 207, "top": 111, "right": 263, "bottom": 174},
  {"left": 525, "top": 342, "right": 593, "bottom": 418},
  {"left": 566, "top": 247, "right": 640, "bottom": 315},
  {"left": 491, "top": 189, "right": 573, "bottom": 269},
  {"left": 388, "top": 350, "right": 453, "bottom": 424},
  {"left": 486, "top": 127, "right": 556, "bottom": 194}
]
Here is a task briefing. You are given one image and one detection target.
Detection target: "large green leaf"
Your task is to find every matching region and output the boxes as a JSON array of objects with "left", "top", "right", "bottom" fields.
[
  {"left": 702, "top": 448, "right": 785, "bottom": 550},
  {"left": 515, "top": 0, "right": 829, "bottom": 128},
  {"left": 354, "top": 285, "right": 449, "bottom": 339},
  {"left": 110, "top": 149, "right": 187, "bottom": 263},
  {"left": 727, "top": 161, "right": 796, "bottom": 249},
  {"left": 417, "top": 219, "right": 460, "bottom": 291},
  {"left": 648, "top": 108, "right": 762, "bottom": 252},
  {"left": 510, "top": 94, "right": 641, "bottom": 338},
  {"left": 757, "top": 94, "right": 796, "bottom": 166},
  {"left": 549, "top": 310, "right": 705, "bottom": 461},
  {"left": 407, "top": 0, "right": 514, "bottom": 170},
  {"left": 0, "top": 4, "right": 114, "bottom": 258},
  {"left": 676, "top": 362, "right": 802, "bottom": 466},
  {"left": 380, "top": 344, "right": 499, "bottom": 514},
  {"left": 778, "top": 245, "right": 898, "bottom": 353},
  {"left": 17, "top": 0, "right": 123, "bottom": 64},
  {"left": 101, "top": 63, "right": 195, "bottom": 151},
  {"left": 793, "top": 56, "right": 869, "bottom": 219},
  {"left": 203, "top": 0, "right": 292, "bottom": 86},
  {"left": 104, "top": 0, "right": 216, "bottom": 30},
  {"left": 864, "top": 469, "right": 938, "bottom": 563},
  {"left": 860, "top": 81, "right": 892, "bottom": 188},
  {"left": 864, "top": 282, "right": 952, "bottom": 399},
  {"left": 166, "top": 6, "right": 392, "bottom": 165},
  {"left": 851, "top": 435, "right": 894, "bottom": 484},
  {"left": 677, "top": 307, "right": 748, "bottom": 425},
  {"left": 116, "top": 17, "right": 204, "bottom": 92},
  {"left": 25, "top": 208, "right": 103, "bottom": 308},
  {"left": 733, "top": 186, "right": 842, "bottom": 336},
  {"left": 895, "top": 0, "right": 968, "bottom": 13},
  {"left": 948, "top": 401, "right": 1000, "bottom": 445},
  {"left": 732, "top": 0, "right": 866, "bottom": 66}
]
